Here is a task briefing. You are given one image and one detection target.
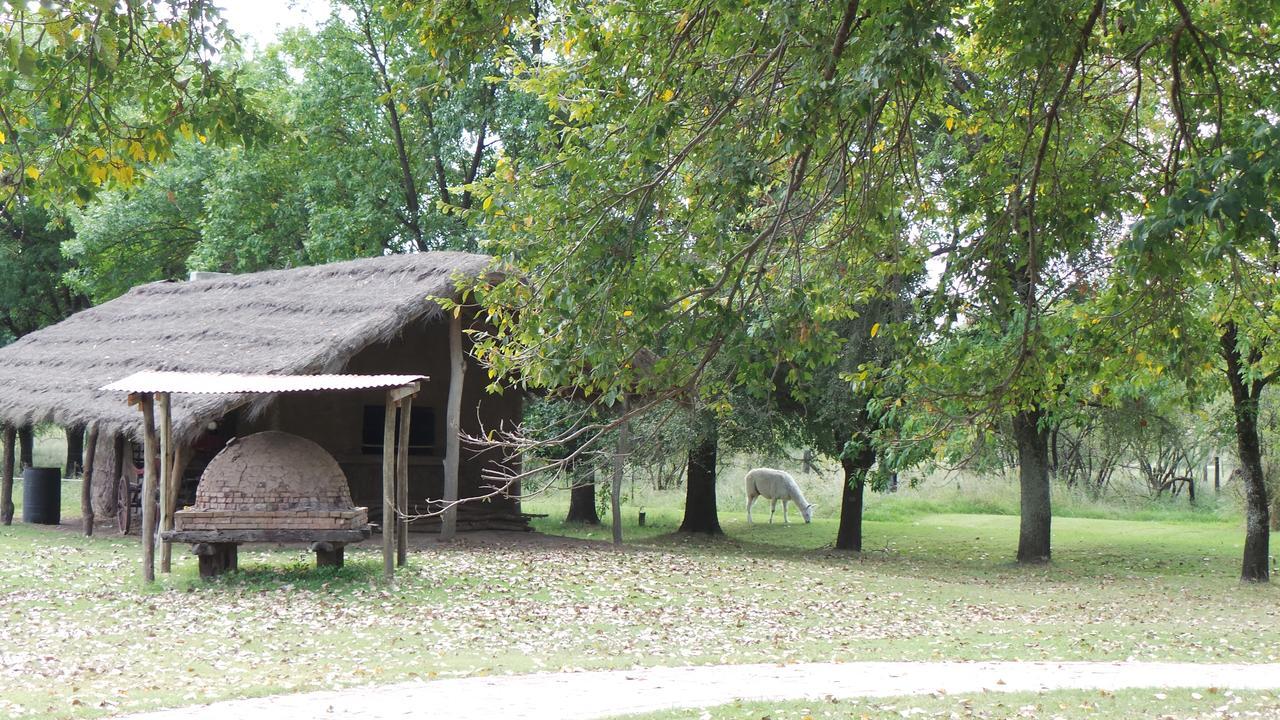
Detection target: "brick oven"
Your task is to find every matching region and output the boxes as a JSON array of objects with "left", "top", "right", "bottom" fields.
[
  {"left": 168, "top": 430, "right": 372, "bottom": 578},
  {"left": 175, "top": 431, "right": 369, "bottom": 533}
]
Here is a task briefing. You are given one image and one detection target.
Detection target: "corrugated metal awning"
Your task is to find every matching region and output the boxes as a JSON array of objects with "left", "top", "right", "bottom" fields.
[{"left": 100, "top": 371, "right": 426, "bottom": 395}]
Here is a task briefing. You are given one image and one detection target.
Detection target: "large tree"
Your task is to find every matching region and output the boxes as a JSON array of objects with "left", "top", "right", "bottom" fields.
[
  {"left": 463, "top": 1, "right": 948, "bottom": 460},
  {"left": 1129, "top": 118, "right": 1280, "bottom": 582},
  {"left": 912, "top": 0, "right": 1154, "bottom": 564}
]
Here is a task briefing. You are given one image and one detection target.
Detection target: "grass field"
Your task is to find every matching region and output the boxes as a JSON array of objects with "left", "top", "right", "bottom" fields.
[
  {"left": 0, "top": 465, "right": 1277, "bottom": 719},
  {"left": 619, "top": 688, "right": 1280, "bottom": 720}
]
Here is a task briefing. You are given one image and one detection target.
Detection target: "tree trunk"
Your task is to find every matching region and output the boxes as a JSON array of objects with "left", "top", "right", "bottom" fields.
[
  {"left": 441, "top": 312, "right": 464, "bottom": 541},
  {"left": 565, "top": 462, "right": 600, "bottom": 524},
  {"left": 1222, "top": 323, "right": 1270, "bottom": 582},
  {"left": 1013, "top": 407, "right": 1052, "bottom": 564},
  {"left": 835, "top": 446, "right": 875, "bottom": 552},
  {"left": 65, "top": 424, "right": 85, "bottom": 478},
  {"left": 679, "top": 420, "right": 722, "bottom": 535},
  {"left": 18, "top": 425, "right": 33, "bottom": 470},
  {"left": 91, "top": 432, "right": 122, "bottom": 521},
  {"left": 82, "top": 424, "right": 98, "bottom": 536}
]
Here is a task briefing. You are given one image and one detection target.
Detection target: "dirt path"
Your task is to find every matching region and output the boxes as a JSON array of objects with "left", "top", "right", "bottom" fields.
[{"left": 117, "top": 661, "right": 1280, "bottom": 720}]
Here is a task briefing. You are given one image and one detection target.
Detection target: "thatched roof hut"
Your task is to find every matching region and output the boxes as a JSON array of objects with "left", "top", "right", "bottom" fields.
[{"left": 0, "top": 251, "right": 496, "bottom": 444}]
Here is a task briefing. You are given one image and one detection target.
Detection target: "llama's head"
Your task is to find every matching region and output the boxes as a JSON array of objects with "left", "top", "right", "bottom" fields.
[{"left": 801, "top": 503, "right": 815, "bottom": 523}]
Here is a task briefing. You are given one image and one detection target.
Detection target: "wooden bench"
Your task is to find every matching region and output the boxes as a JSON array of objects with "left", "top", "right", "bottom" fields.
[{"left": 162, "top": 528, "right": 372, "bottom": 579}]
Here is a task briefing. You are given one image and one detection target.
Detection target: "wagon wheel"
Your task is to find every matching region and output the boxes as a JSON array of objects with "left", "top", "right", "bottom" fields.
[{"left": 117, "top": 474, "right": 132, "bottom": 535}]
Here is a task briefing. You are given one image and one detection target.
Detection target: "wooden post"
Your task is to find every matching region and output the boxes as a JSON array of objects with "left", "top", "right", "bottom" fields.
[
  {"left": 611, "top": 395, "right": 629, "bottom": 546},
  {"left": 82, "top": 424, "right": 99, "bottom": 536},
  {"left": 17, "top": 425, "right": 32, "bottom": 470},
  {"left": 158, "top": 393, "right": 173, "bottom": 573},
  {"left": 1, "top": 425, "right": 14, "bottom": 525},
  {"left": 169, "top": 445, "right": 190, "bottom": 518},
  {"left": 1214, "top": 456, "right": 1221, "bottom": 494},
  {"left": 137, "top": 394, "right": 159, "bottom": 583},
  {"left": 113, "top": 436, "right": 128, "bottom": 535},
  {"left": 441, "top": 311, "right": 465, "bottom": 541},
  {"left": 397, "top": 396, "right": 412, "bottom": 566},
  {"left": 382, "top": 391, "right": 397, "bottom": 582}
]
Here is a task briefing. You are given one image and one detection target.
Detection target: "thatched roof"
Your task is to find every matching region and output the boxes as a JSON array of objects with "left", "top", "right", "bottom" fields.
[{"left": 0, "top": 252, "right": 496, "bottom": 443}]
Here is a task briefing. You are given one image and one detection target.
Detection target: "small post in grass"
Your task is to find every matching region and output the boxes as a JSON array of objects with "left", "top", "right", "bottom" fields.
[
  {"left": 382, "top": 389, "right": 397, "bottom": 582},
  {"left": 396, "top": 396, "right": 412, "bottom": 566},
  {"left": 158, "top": 393, "right": 174, "bottom": 573}
]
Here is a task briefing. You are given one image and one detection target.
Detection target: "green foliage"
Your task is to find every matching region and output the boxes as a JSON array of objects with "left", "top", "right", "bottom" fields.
[
  {"left": 61, "top": 0, "right": 545, "bottom": 301},
  {"left": 1128, "top": 114, "right": 1280, "bottom": 388},
  {"left": 0, "top": 204, "right": 85, "bottom": 337},
  {"left": 64, "top": 141, "right": 214, "bottom": 301},
  {"left": 466, "top": 0, "right": 949, "bottom": 405},
  {"left": 0, "top": 1, "right": 248, "bottom": 209}
]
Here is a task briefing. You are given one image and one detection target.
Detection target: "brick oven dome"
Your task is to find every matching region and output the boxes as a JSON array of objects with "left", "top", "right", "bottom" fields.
[{"left": 195, "top": 431, "right": 355, "bottom": 512}]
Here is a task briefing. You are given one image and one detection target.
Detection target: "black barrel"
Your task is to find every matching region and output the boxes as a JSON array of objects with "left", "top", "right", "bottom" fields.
[{"left": 22, "top": 467, "right": 61, "bottom": 525}]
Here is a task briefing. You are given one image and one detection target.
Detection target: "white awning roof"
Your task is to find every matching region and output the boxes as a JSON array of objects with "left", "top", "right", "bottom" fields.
[{"left": 100, "top": 371, "right": 426, "bottom": 395}]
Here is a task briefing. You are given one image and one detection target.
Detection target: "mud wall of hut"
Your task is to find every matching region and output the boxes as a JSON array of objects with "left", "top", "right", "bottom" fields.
[{"left": 237, "top": 311, "right": 522, "bottom": 522}]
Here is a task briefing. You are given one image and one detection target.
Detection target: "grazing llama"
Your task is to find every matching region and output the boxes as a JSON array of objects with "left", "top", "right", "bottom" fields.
[{"left": 745, "top": 467, "right": 814, "bottom": 524}]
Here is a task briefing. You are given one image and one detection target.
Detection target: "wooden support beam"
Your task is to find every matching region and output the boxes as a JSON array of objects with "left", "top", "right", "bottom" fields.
[
  {"left": 192, "top": 542, "right": 238, "bottom": 580},
  {"left": 139, "top": 394, "right": 159, "bottom": 583},
  {"left": 1, "top": 425, "right": 13, "bottom": 525},
  {"left": 114, "top": 437, "right": 130, "bottom": 535},
  {"left": 17, "top": 425, "right": 32, "bottom": 470},
  {"left": 441, "top": 311, "right": 465, "bottom": 540},
  {"left": 82, "top": 423, "right": 99, "bottom": 536},
  {"left": 382, "top": 391, "right": 396, "bottom": 582},
  {"left": 387, "top": 383, "right": 420, "bottom": 404},
  {"left": 158, "top": 393, "right": 173, "bottom": 573},
  {"left": 397, "top": 396, "right": 412, "bottom": 566},
  {"left": 169, "top": 445, "right": 190, "bottom": 520},
  {"left": 312, "top": 541, "right": 345, "bottom": 568}
]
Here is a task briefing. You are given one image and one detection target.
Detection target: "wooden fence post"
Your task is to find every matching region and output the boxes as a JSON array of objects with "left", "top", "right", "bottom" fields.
[
  {"left": 611, "top": 396, "right": 630, "bottom": 546},
  {"left": 397, "top": 396, "right": 412, "bottom": 566},
  {"left": 136, "top": 394, "right": 159, "bottom": 583},
  {"left": 158, "top": 393, "right": 173, "bottom": 573},
  {"left": 382, "top": 392, "right": 397, "bottom": 582}
]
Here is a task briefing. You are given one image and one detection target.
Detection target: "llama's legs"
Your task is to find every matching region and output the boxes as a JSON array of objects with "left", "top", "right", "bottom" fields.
[
  {"left": 747, "top": 493, "right": 757, "bottom": 524},
  {"left": 769, "top": 499, "right": 777, "bottom": 523}
]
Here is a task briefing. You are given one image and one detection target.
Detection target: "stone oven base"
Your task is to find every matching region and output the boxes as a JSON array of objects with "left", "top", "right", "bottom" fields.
[
  {"left": 172, "top": 507, "right": 369, "bottom": 532},
  {"left": 162, "top": 527, "right": 372, "bottom": 579}
]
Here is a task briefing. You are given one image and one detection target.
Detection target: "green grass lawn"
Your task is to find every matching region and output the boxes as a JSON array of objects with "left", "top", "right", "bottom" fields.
[
  {"left": 0, "top": 478, "right": 1276, "bottom": 719},
  {"left": 617, "top": 688, "right": 1280, "bottom": 720}
]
